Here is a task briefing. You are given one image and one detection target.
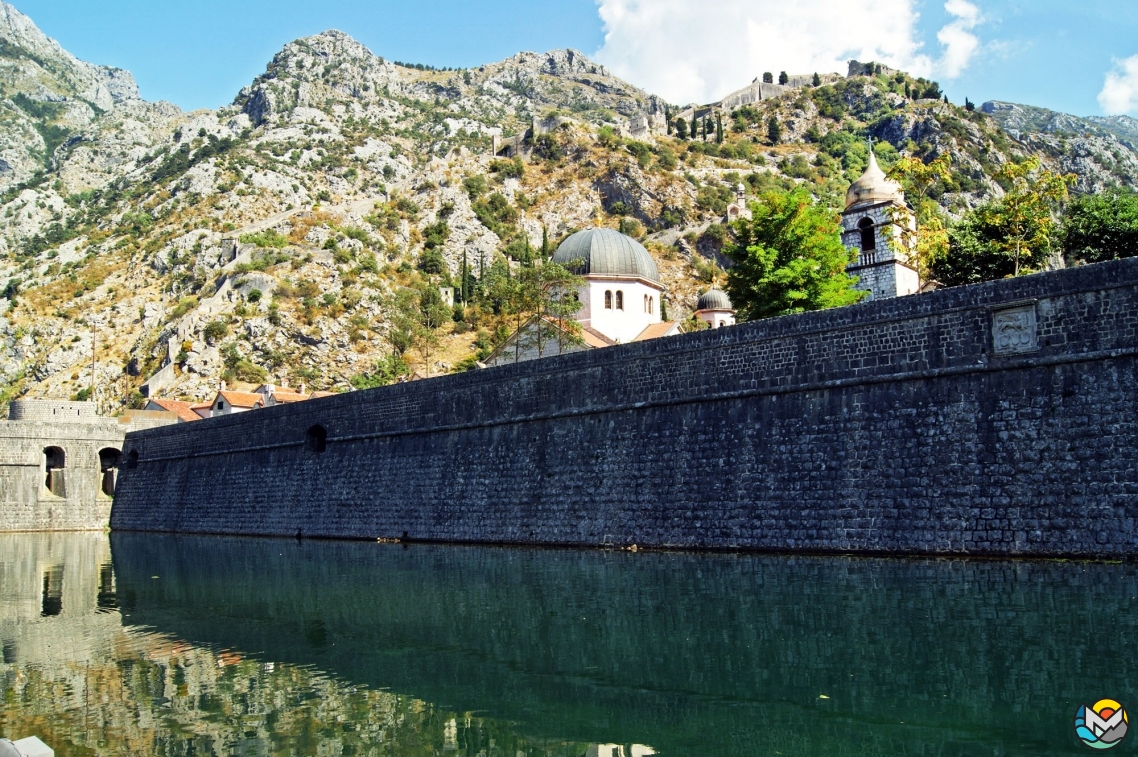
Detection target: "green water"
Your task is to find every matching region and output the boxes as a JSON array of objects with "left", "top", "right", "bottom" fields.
[{"left": 1, "top": 533, "right": 1134, "bottom": 756}]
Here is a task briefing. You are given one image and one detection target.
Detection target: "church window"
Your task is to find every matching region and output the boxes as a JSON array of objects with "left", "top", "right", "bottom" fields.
[
  {"left": 649, "top": 296, "right": 654, "bottom": 314},
  {"left": 604, "top": 290, "right": 612, "bottom": 309},
  {"left": 858, "top": 217, "right": 876, "bottom": 251},
  {"left": 616, "top": 291, "right": 624, "bottom": 310}
]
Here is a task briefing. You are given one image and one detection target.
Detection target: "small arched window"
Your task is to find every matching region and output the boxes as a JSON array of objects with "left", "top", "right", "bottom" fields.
[
  {"left": 615, "top": 291, "right": 624, "bottom": 310},
  {"left": 650, "top": 297, "right": 655, "bottom": 315},
  {"left": 99, "top": 448, "right": 121, "bottom": 497},
  {"left": 306, "top": 425, "right": 328, "bottom": 453},
  {"left": 858, "top": 217, "right": 876, "bottom": 251},
  {"left": 44, "top": 447, "right": 65, "bottom": 496},
  {"left": 604, "top": 290, "right": 613, "bottom": 309}
]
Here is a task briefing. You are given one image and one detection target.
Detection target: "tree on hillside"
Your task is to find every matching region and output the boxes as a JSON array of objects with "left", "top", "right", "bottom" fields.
[
  {"left": 675, "top": 117, "right": 689, "bottom": 140},
  {"left": 931, "top": 159, "right": 1076, "bottom": 286},
  {"left": 763, "top": 72, "right": 773, "bottom": 84},
  {"left": 778, "top": 71, "right": 789, "bottom": 85},
  {"left": 691, "top": 114, "right": 699, "bottom": 142},
  {"left": 716, "top": 114, "right": 724, "bottom": 144},
  {"left": 812, "top": 72, "right": 822, "bottom": 87},
  {"left": 990, "top": 158, "right": 1075, "bottom": 275},
  {"left": 725, "top": 188, "right": 866, "bottom": 320},
  {"left": 767, "top": 116, "right": 782, "bottom": 145},
  {"left": 1062, "top": 188, "right": 1138, "bottom": 264},
  {"left": 387, "top": 285, "right": 452, "bottom": 377}
]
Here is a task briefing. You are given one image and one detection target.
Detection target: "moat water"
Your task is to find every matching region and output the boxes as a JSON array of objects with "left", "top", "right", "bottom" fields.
[{"left": 0, "top": 532, "right": 1134, "bottom": 756}]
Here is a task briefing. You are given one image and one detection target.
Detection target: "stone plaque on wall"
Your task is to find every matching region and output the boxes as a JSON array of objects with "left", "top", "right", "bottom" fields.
[{"left": 992, "top": 304, "right": 1038, "bottom": 355}]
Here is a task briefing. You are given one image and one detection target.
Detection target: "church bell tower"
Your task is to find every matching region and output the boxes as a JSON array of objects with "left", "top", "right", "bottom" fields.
[{"left": 841, "top": 149, "right": 919, "bottom": 301}]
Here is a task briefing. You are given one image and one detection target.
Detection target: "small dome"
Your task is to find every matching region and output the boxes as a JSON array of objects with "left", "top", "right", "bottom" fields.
[
  {"left": 697, "top": 289, "right": 733, "bottom": 311},
  {"left": 552, "top": 227, "right": 659, "bottom": 282},
  {"left": 845, "top": 149, "right": 905, "bottom": 210}
]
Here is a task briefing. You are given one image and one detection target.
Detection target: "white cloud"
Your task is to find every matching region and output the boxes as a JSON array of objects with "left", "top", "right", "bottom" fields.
[
  {"left": 594, "top": 0, "right": 984, "bottom": 105},
  {"left": 1099, "top": 54, "right": 1138, "bottom": 115},
  {"left": 938, "top": 0, "right": 981, "bottom": 78}
]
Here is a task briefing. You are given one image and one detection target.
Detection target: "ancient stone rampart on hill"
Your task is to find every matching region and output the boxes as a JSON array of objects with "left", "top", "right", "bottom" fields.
[{"left": 112, "top": 258, "right": 1138, "bottom": 557}]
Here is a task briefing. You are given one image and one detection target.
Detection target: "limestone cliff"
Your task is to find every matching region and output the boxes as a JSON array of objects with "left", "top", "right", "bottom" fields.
[{"left": 0, "top": 7, "right": 1132, "bottom": 412}]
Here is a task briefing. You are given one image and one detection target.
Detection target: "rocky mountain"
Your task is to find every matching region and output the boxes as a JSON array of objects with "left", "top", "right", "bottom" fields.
[{"left": 0, "top": 2, "right": 1133, "bottom": 413}]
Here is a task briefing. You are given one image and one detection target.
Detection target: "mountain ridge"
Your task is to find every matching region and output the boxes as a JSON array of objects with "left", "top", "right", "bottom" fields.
[{"left": 0, "top": 7, "right": 1134, "bottom": 413}]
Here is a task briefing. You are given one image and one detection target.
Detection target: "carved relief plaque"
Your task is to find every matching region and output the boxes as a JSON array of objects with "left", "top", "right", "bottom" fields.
[{"left": 992, "top": 304, "right": 1038, "bottom": 355}]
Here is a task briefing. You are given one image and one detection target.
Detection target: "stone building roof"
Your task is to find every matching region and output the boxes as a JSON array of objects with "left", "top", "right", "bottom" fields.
[
  {"left": 552, "top": 228, "right": 660, "bottom": 283},
  {"left": 845, "top": 150, "right": 905, "bottom": 210},
  {"left": 697, "top": 289, "right": 733, "bottom": 311}
]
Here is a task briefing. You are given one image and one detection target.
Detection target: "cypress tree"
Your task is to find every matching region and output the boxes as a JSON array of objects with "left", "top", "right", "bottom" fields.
[
  {"left": 716, "top": 114, "right": 724, "bottom": 144},
  {"left": 541, "top": 226, "right": 549, "bottom": 257},
  {"left": 812, "top": 72, "right": 822, "bottom": 87},
  {"left": 778, "top": 71, "right": 789, "bottom": 85},
  {"left": 691, "top": 114, "right": 698, "bottom": 141},
  {"left": 660, "top": 296, "right": 668, "bottom": 321}
]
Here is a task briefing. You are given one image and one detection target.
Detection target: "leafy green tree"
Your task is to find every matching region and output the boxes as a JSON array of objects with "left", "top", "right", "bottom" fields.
[
  {"left": 812, "top": 72, "right": 822, "bottom": 87},
  {"left": 725, "top": 188, "right": 866, "bottom": 320},
  {"left": 988, "top": 158, "right": 1075, "bottom": 275},
  {"left": 887, "top": 153, "right": 952, "bottom": 279},
  {"left": 778, "top": 71, "right": 789, "bottom": 85},
  {"left": 1062, "top": 189, "right": 1138, "bottom": 264},
  {"left": 674, "top": 117, "right": 689, "bottom": 140},
  {"left": 762, "top": 72, "right": 773, "bottom": 84},
  {"left": 931, "top": 165, "right": 1074, "bottom": 286},
  {"left": 350, "top": 353, "right": 409, "bottom": 389}
]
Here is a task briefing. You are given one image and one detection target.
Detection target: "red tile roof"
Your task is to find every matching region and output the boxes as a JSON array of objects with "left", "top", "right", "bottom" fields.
[
  {"left": 147, "top": 399, "right": 201, "bottom": 423},
  {"left": 633, "top": 322, "right": 681, "bottom": 342},
  {"left": 216, "top": 391, "right": 264, "bottom": 409}
]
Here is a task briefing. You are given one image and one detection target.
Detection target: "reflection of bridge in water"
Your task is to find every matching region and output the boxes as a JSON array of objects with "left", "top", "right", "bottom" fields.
[{"left": 0, "top": 534, "right": 648, "bottom": 756}]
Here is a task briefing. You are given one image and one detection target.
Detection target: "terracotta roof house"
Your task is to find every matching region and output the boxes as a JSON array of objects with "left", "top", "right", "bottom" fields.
[
  {"left": 144, "top": 398, "right": 202, "bottom": 423},
  {"left": 210, "top": 390, "right": 263, "bottom": 417}
]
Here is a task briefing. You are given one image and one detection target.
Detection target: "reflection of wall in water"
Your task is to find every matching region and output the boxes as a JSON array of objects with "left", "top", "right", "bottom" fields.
[
  {"left": 0, "top": 533, "right": 625, "bottom": 756},
  {"left": 110, "top": 533, "right": 1138, "bottom": 757}
]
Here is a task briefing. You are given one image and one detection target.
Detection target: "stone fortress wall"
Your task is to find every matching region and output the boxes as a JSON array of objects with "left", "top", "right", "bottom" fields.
[
  {"left": 112, "top": 258, "right": 1138, "bottom": 558},
  {"left": 0, "top": 402, "right": 175, "bottom": 532}
]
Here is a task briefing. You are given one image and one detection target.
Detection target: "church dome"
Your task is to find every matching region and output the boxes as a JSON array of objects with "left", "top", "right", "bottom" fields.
[
  {"left": 697, "top": 289, "right": 733, "bottom": 311},
  {"left": 845, "top": 149, "right": 905, "bottom": 210},
  {"left": 552, "top": 228, "right": 659, "bottom": 283}
]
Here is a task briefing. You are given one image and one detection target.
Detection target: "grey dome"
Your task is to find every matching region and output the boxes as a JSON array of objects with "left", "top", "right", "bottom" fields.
[
  {"left": 552, "top": 228, "right": 659, "bottom": 282},
  {"left": 697, "top": 289, "right": 733, "bottom": 311}
]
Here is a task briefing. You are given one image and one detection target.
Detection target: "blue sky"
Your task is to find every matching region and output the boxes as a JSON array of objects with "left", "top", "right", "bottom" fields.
[{"left": 11, "top": 0, "right": 1138, "bottom": 117}]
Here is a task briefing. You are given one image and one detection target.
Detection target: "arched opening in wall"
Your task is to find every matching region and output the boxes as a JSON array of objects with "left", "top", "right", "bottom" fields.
[
  {"left": 615, "top": 291, "right": 624, "bottom": 310},
  {"left": 858, "top": 217, "right": 876, "bottom": 251},
  {"left": 41, "top": 565, "right": 63, "bottom": 617},
  {"left": 99, "top": 448, "right": 121, "bottom": 497},
  {"left": 43, "top": 447, "right": 65, "bottom": 497},
  {"left": 650, "top": 296, "right": 655, "bottom": 315},
  {"left": 604, "top": 290, "right": 612, "bottom": 309},
  {"left": 306, "top": 425, "right": 328, "bottom": 453}
]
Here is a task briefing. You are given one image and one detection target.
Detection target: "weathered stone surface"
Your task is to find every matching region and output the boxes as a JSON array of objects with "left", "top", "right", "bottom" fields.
[{"left": 112, "top": 258, "right": 1138, "bottom": 557}]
